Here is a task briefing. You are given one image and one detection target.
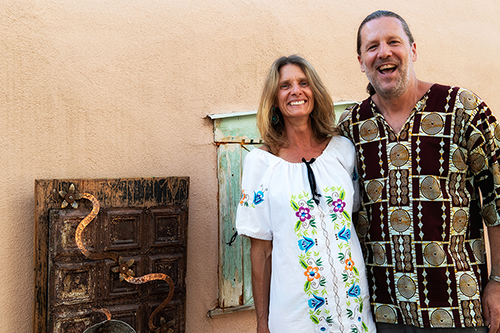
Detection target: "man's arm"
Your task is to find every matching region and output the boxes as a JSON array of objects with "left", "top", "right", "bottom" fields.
[
  {"left": 483, "top": 225, "right": 500, "bottom": 332},
  {"left": 250, "top": 237, "right": 272, "bottom": 333}
]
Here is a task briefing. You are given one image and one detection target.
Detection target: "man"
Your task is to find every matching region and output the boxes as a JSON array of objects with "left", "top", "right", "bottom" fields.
[{"left": 339, "top": 10, "right": 500, "bottom": 332}]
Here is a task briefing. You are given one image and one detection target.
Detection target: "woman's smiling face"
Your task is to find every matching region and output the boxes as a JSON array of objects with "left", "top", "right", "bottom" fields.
[{"left": 276, "top": 64, "right": 314, "bottom": 121}]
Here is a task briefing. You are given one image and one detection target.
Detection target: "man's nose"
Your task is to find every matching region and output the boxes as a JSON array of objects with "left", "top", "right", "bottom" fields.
[{"left": 378, "top": 42, "right": 392, "bottom": 58}]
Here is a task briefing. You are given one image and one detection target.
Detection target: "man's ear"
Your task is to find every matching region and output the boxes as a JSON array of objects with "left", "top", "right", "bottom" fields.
[
  {"left": 358, "top": 55, "right": 366, "bottom": 73},
  {"left": 411, "top": 42, "right": 417, "bottom": 62}
]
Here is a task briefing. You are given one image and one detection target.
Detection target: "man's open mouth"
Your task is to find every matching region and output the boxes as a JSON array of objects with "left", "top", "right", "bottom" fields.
[{"left": 378, "top": 64, "right": 397, "bottom": 74}]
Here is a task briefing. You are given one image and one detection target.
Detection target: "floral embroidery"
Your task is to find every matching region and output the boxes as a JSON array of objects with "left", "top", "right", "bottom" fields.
[
  {"left": 348, "top": 284, "right": 361, "bottom": 298},
  {"left": 304, "top": 266, "right": 321, "bottom": 281},
  {"left": 338, "top": 225, "right": 351, "bottom": 241},
  {"left": 308, "top": 294, "right": 326, "bottom": 311},
  {"left": 345, "top": 257, "right": 355, "bottom": 271},
  {"left": 298, "top": 236, "right": 315, "bottom": 252},
  {"left": 239, "top": 190, "right": 249, "bottom": 205},
  {"left": 332, "top": 198, "right": 346, "bottom": 213},
  {"left": 296, "top": 206, "right": 312, "bottom": 221},
  {"left": 325, "top": 186, "right": 367, "bottom": 331},
  {"left": 290, "top": 186, "right": 369, "bottom": 332},
  {"left": 239, "top": 185, "right": 267, "bottom": 208},
  {"left": 253, "top": 190, "right": 265, "bottom": 205}
]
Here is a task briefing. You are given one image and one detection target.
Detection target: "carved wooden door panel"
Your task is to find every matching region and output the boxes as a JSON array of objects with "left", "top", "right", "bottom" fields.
[{"left": 33, "top": 178, "right": 188, "bottom": 333}]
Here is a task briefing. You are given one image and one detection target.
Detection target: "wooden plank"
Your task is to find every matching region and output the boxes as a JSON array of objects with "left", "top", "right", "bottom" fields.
[
  {"left": 240, "top": 145, "right": 257, "bottom": 305},
  {"left": 207, "top": 304, "right": 255, "bottom": 318},
  {"left": 217, "top": 144, "right": 244, "bottom": 307}
]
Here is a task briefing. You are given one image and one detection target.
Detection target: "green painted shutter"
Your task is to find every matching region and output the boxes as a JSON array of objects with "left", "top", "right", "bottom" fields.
[{"left": 209, "top": 111, "right": 261, "bottom": 316}]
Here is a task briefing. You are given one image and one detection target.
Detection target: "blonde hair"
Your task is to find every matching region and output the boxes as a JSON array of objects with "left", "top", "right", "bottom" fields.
[{"left": 257, "top": 55, "right": 337, "bottom": 155}]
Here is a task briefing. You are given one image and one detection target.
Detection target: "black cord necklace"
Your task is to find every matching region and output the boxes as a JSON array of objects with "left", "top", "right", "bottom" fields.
[{"left": 302, "top": 157, "right": 321, "bottom": 205}]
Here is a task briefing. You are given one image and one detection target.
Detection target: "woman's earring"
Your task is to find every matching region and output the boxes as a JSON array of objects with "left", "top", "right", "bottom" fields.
[{"left": 271, "top": 107, "right": 279, "bottom": 125}]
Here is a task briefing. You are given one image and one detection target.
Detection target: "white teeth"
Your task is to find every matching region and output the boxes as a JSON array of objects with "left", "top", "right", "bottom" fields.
[{"left": 289, "top": 100, "right": 305, "bottom": 106}]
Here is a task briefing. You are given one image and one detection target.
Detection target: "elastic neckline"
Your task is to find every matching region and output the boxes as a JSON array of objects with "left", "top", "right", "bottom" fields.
[{"left": 257, "top": 136, "right": 335, "bottom": 165}]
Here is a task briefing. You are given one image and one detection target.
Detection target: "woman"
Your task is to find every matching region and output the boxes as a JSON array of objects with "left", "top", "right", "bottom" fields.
[{"left": 236, "top": 55, "right": 375, "bottom": 332}]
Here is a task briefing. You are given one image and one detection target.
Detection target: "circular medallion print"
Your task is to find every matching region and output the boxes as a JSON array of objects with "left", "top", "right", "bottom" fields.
[
  {"left": 390, "top": 209, "right": 411, "bottom": 232},
  {"left": 482, "top": 204, "right": 496, "bottom": 226},
  {"left": 372, "top": 243, "right": 386, "bottom": 265},
  {"left": 430, "top": 309, "right": 453, "bottom": 327},
  {"left": 459, "top": 273, "right": 477, "bottom": 297},
  {"left": 467, "top": 133, "right": 481, "bottom": 151},
  {"left": 424, "top": 243, "right": 445, "bottom": 266},
  {"left": 492, "top": 163, "right": 500, "bottom": 185},
  {"left": 389, "top": 144, "right": 409, "bottom": 167},
  {"left": 366, "top": 180, "right": 383, "bottom": 202},
  {"left": 495, "top": 123, "right": 500, "bottom": 141},
  {"left": 375, "top": 305, "right": 397, "bottom": 323},
  {"left": 360, "top": 120, "right": 379, "bottom": 141},
  {"left": 397, "top": 275, "right": 416, "bottom": 299},
  {"left": 452, "top": 209, "right": 467, "bottom": 233},
  {"left": 459, "top": 90, "right": 480, "bottom": 110},
  {"left": 421, "top": 113, "right": 444, "bottom": 135},
  {"left": 472, "top": 239, "right": 485, "bottom": 263},
  {"left": 469, "top": 153, "right": 485, "bottom": 174},
  {"left": 452, "top": 149, "right": 467, "bottom": 171},
  {"left": 421, "top": 177, "right": 441, "bottom": 200},
  {"left": 356, "top": 214, "right": 369, "bottom": 237}
]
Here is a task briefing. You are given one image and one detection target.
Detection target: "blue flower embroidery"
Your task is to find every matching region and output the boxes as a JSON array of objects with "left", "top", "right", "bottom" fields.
[
  {"left": 338, "top": 226, "right": 351, "bottom": 241},
  {"left": 308, "top": 294, "right": 325, "bottom": 311},
  {"left": 253, "top": 190, "right": 264, "bottom": 205},
  {"left": 348, "top": 284, "right": 361, "bottom": 297},
  {"left": 298, "top": 236, "right": 315, "bottom": 252}
]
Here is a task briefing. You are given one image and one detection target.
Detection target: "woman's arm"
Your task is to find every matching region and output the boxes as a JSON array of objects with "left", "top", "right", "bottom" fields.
[{"left": 250, "top": 237, "right": 272, "bottom": 333}]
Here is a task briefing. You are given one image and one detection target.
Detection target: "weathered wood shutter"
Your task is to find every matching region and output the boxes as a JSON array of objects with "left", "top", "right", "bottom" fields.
[{"left": 209, "top": 112, "right": 261, "bottom": 316}]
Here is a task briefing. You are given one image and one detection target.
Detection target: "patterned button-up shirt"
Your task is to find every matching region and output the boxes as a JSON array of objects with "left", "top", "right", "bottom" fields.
[{"left": 339, "top": 83, "right": 500, "bottom": 328}]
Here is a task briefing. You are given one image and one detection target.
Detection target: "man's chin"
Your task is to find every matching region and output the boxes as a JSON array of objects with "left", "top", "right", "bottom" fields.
[{"left": 372, "top": 82, "right": 405, "bottom": 100}]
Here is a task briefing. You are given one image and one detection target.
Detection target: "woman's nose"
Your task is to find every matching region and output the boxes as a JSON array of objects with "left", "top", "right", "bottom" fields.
[{"left": 291, "top": 83, "right": 301, "bottom": 94}]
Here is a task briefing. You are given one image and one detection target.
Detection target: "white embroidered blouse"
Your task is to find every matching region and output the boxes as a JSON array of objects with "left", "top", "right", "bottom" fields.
[{"left": 236, "top": 135, "right": 376, "bottom": 333}]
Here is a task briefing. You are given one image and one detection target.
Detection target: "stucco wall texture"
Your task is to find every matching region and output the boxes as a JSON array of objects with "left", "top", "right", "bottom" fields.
[{"left": 0, "top": 0, "right": 499, "bottom": 332}]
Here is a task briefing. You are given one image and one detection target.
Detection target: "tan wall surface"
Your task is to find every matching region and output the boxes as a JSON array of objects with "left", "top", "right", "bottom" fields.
[{"left": 0, "top": 0, "right": 499, "bottom": 332}]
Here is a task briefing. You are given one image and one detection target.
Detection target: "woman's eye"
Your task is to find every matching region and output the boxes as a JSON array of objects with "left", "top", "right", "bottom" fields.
[
  {"left": 280, "top": 84, "right": 289, "bottom": 89},
  {"left": 300, "top": 81, "right": 308, "bottom": 87}
]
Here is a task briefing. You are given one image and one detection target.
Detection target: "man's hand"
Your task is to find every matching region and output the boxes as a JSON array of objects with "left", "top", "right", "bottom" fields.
[{"left": 483, "top": 279, "right": 500, "bottom": 332}]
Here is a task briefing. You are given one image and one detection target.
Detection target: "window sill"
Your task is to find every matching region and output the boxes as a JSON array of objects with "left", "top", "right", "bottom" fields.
[{"left": 207, "top": 304, "right": 255, "bottom": 318}]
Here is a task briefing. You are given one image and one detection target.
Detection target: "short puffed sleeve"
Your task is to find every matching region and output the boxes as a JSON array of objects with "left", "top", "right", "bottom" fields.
[
  {"left": 235, "top": 148, "right": 276, "bottom": 240},
  {"left": 333, "top": 136, "right": 361, "bottom": 212}
]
